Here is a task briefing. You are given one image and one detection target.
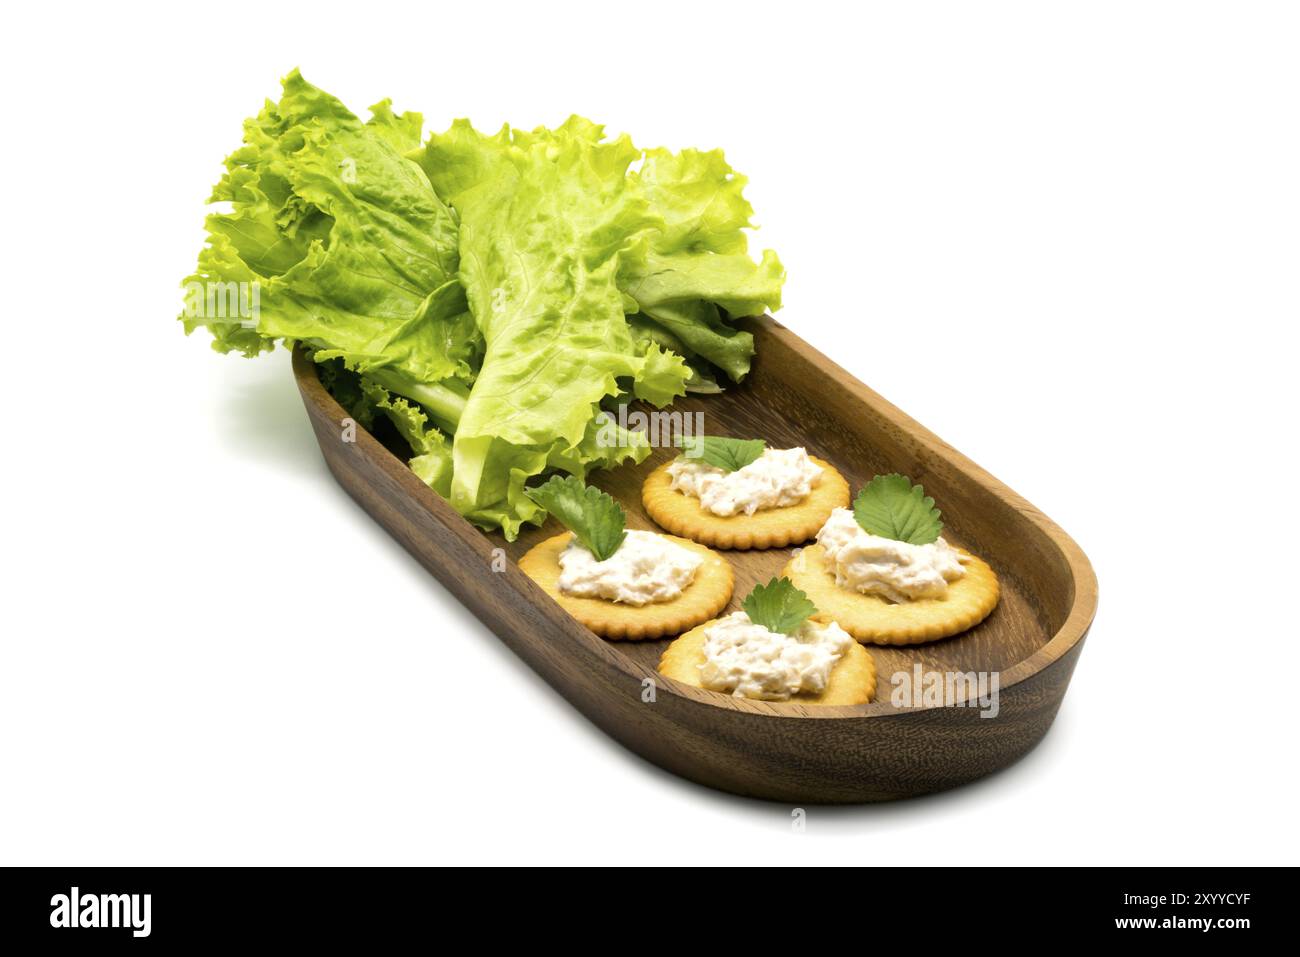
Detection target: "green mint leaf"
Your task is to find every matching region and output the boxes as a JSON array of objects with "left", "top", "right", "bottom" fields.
[
  {"left": 851, "top": 473, "right": 943, "bottom": 545},
  {"left": 742, "top": 577, "right": 817, "bottom": 636},
  {"left": 525, "top": 475, "right": 627, "bottom": 561},
  {"left": 675, "top": 435, "right": 766, "bottom": 471}
]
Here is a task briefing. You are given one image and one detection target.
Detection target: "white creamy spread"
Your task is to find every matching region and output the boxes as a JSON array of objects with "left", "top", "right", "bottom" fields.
[
  {"left": 699, "top": 612, "right": 855, "bottom": 701},
  {"left": 816, "top": 508, "right": 968, "bottom": 603},
  {"left": 666, "top": 447, "right": 823, "bottom": 516},
  {"left": 557, "top": 530, "right": 702, "bottom": 606}
]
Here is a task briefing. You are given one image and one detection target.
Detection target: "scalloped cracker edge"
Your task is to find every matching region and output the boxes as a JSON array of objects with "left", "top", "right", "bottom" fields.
[
  {"left": 518, "top": 532, "right": 734, "bottom": 640},
  {"left": 658, "top": 620, "right": 876, "bottom": 705},
  {"left": 642, "top": 455, "right": 850, "bottom": 550},
  {"left": 782, "top": 544, "right": 1000, "bottom": 645}
]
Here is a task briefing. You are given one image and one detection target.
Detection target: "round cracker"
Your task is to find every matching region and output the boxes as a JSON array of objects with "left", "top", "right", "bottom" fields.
[
  {"left": 518, "top": 532, "right": 734, "bottom": 641},
  {"left": 641, "top": 455, "right": 850, "bottom": 550},
  {"left": 658, "top": 619, "right": 876, "bottom": 705},
  {"left": 783, "top": 544, "right": 1000, "bottom": 645}
]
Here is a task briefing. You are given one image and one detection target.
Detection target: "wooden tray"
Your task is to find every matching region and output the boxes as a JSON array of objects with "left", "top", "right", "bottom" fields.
[{"left": 292, "top": 317, "right": 1096, "bottom": 803}]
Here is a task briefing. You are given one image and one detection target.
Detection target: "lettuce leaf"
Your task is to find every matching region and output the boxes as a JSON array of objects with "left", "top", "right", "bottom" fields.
[
  {"left": 359, "top": 378, "right": 454, "bottom": 497},
  {"left": 182, "top": 77, "right": 789, "bottom": 541},
  {"left": 621, "top": 148, "right": 785, "bottom": 381},
  {"left": 415, "top": 121, "right": 689, "bottom": 537},
  {"left": 315, "top": 359, "right": 453, "bottom": 495},
  {"left": 181, "top": 70, "right": 478, "bottom": 427}
]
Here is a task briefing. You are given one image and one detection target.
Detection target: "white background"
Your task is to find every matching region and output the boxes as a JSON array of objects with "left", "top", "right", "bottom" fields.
[{"left": 2, "top": 1, "right": 1296, "bottom": 866}]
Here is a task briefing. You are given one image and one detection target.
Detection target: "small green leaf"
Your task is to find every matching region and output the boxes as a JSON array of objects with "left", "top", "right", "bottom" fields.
[
  {"left": 742, "top": 577, "right": 817, "bottom": 636},
  {"left": 675, "top": 435, "right": 766, "bottom": 471},
  {"left": 525, "top": 476, "right": 627, "bottom": 561},
  {"left": 852, "top": 474, "right": 943, "bottom": 545}
]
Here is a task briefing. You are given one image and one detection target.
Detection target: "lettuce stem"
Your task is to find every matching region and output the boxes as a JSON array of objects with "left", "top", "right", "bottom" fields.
[{"left": 368, "top": 369, "right": 468, "bottom": 432}]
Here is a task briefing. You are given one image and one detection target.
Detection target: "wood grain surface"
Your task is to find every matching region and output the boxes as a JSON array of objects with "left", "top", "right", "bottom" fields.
[{"left": 292, "top": 316, "right": 1097, "bottom": 802}]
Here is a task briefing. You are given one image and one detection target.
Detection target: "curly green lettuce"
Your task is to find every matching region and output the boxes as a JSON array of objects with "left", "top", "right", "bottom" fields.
[
  {"left": 181, "top": 74, "right": 788, "bottom": 540},
  {"left": 414, "top": 120, "right": 688, "bottom": 536},
  {"left": 180, "top": 70, "right": 477, "bottom": 428},
  {"left": 465, "top": 120, "right": 783, "bottom": 383}
]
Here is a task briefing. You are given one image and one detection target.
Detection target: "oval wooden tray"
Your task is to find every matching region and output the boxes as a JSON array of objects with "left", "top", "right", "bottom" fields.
[{"left": 292, "top": 317, "right": 1096, "bottom": 803}]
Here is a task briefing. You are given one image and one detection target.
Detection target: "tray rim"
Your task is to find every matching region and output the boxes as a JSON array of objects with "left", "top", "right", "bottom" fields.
[{"left": 291, "top": 317, "right": 1097, "bottom": 721}]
